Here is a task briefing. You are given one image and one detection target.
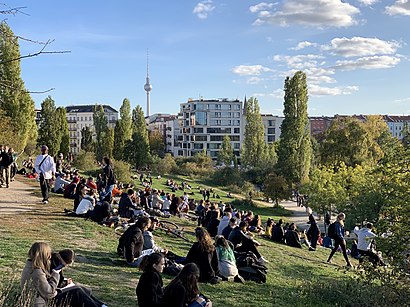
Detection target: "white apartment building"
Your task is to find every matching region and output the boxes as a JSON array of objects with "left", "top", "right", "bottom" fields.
[
  {"left": 261, "top": 114, "right": 284, "bottom": 143},
  {"left": 178, "top": 98, "right": 243, "bottom": 159},
  {"left": 383, "top": 115, "right": 410, "bottom": 140},
  {"left": 66, "top": 105, "right": 118, "bottom": 154}
]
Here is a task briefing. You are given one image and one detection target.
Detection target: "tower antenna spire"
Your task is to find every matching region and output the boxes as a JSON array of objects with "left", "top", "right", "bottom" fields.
[{"left": 144, "top": 48, "right": 152, "bottom": 117}]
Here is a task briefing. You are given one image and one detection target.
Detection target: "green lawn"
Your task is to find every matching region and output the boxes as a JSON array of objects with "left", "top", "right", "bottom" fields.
[{"left": 0, "top": 175, "right": 367, "bottom": 307}]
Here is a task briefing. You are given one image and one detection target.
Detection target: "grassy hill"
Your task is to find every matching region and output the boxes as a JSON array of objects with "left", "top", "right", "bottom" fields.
[{"left": 0, "top": 175, "right": 392, "bottom": 307}]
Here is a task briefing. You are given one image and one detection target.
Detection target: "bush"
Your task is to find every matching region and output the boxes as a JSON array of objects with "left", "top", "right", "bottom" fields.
[
  {"left": 212, "top": 167, "right": 241, "bottom": 186},
  {"left": 72, "top": 151, "right": 99, "bottom": 173},
  {"left": 112, "top": 159, "right": 133, "bottom": 184}
]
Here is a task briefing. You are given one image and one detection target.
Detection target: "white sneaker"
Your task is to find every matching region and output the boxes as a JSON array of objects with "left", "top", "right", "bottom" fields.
[{"left": 42, "top": 200, "right": 49, "bottom": 204}]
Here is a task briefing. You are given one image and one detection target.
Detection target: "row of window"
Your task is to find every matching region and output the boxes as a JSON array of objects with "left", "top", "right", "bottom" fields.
[
  {"left": 192, "top": 103, "right": 241, "bottom": 111},
  {"left": 182, "top": 142, "right": 241, "bottom": 150},
  {"left": 67, "top": 115, "right": 116, "bottom": 122}
]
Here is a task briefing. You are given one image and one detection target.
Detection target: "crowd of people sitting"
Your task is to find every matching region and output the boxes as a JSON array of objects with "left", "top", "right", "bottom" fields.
[{"left": 16, "top": 147, "right": 389, "bottom": 306}]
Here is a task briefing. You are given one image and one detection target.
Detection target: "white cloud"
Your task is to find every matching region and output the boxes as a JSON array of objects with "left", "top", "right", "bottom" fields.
[
  {"left": 232, "top": 65, "right": 272, "bottom": 76},
  {"left": 394, "top": 97, "right": 410, "bottom": 103},
  {"left": 250, "top": 0, "right": 360, "bottom": 27},
  {"left": 273, "top": 54, "right": 324, "bottom": 69},
  {"left": 253, "top": 89, "right": 284, "bottom": 99},
  {"left": 357, "top": 0, "right": 378, "bottom": 6},
  {"left": 333, "top": 55, "right": 401, "bottom": 70},
  {"left": 322, "top": 37, "right": 401, "bottom": 57},
  {"left": 290, "top": 41, "right": 317, "bottom": 50},
  {"left": 249, "top": 2, "right": 276, "bottom": 13},
  {"left": 193, "top": 0, "right": 215, "bottom": 19},
  {"left": 385, "top": 0, "right": 410, "bottom": 16},
  {"left": 309, "top": 84, "right": 359, "bottom": 96}
]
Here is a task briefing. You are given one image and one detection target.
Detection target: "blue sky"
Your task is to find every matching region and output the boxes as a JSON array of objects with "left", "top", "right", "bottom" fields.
[{"left": 3, "top": 0, "right": 410, "bottom": 116}]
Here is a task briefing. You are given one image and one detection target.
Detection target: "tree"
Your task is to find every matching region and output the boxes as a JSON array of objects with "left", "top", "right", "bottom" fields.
[
  {"left": 106, "top": 127, "right": 114, "bottom": 159},
  {"left": 125, "top": 105, "right": 150, "bottom": 169},
  {"left": 80, "top": 126, "right": 93, "bottom": 152},
  {"left": 93, "top": 104, "right": 108, "bottom": 161},
  {"left": 55, "top": 107, "right": 69, "bottom": 155},
  {"left": 0, "top": 22, "right": 36, "bottom": 150},
  {"left": 149, "top": 129, "right": 165, "bottom": 158},
  {"left": 242, "top": 97, "right": 266, "bottom": 168},
  {"left": 218, "top": 135, "right": 234, "bottom": 166},
  {"left": 37, "top": 96, "right": 60, "bottom": 155},
  {"left": 276, "top": 71, "right": 312, "bottom": 184},
  {"left": 113, "top": 98, "right": 132, "bottom": 160},
  {"left": 263, "top": 173, "right": 290, "bottom": 207}
]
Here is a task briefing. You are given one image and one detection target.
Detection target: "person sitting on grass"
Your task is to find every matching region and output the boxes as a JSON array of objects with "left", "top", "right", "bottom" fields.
[
  {"left": 284, "top": 223, "right": 302, "bottom": 248},
  {"left": 21, "top": 242, "right": 107, "bottom": 307},
  {"left": 185, "top": 227, "right": 219, "bottom": 284},
  {"left": 271, "top": 219, "right": 285, "bottom": 243},
  {"left": 118, "top": 188, "right": 138, "bottom": 219},
  {"left": 163, "top": 263, "right": 212, "bottom": 307},
  {"left": 249, "top": 214, "right": 263, "bottom": 233},
  {"left": 75, "top": 188, "right": 96, "bottom": 217},
  {"left": 143, "top": 217, "right": 168, "bottom": 254},
  {"left": 136, "top": 253, "right": 166, "bottom": 307},
  {"left": 264, "top": 218, "right": 274, "bottom": 238},
  {"left": 64, "top": 176, "right": 79, "bottom": 199},
  {"left": 117, "top": 216, "right": 152, "bottom": 266},
  {"left": 221, "top": 218, "right": 237, "bottom": 240},
  {"left": 215, "top": 236, "right": 245, "bottom": 283},
  {"left": 217, "top": 212, "right": 232, "bottom": 236},
  {"left": 228, "top": 221, "right": 269, "bottom": 265},
  {"left": 53, "top": 174, "right": 70, "bottom": 194}
]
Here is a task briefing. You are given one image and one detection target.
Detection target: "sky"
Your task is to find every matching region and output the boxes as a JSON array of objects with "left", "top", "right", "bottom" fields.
[{"left": 2, "top": 0, "right": 410, "bottom": 116}]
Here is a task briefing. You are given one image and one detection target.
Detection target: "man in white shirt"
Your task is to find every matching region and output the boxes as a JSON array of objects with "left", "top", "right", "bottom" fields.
[
  {"left": 53, "top": 174, "right": 70, "bottom": 193},
  {"left": 354, "top": 223, "right": 386, "bottom": 266},
  {"left": 34, "top": 145, "right": 56, "bottom": 204},
  {"left": 75, "top": 189, "right": 96, "bottom": 216}
]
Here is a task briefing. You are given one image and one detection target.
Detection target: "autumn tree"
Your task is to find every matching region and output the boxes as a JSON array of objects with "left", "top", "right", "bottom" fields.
[{"left": 276, "top": 71, "right": 312, "bottom": 185}]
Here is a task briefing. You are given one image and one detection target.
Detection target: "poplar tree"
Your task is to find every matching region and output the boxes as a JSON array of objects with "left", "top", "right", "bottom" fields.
[
  {"left": 0, "top": 22, "right": 36, "bottom": 150},
  {"left": 106, "top": 127, "right": 114, "bottom": 159},
  {"left": 113, "top": 98, "right": 132, "bottom": 160},
  {"left": 218, "top": 135, "right": 234, "bottom": 166},
  {"left": 55, "top": 107, "right": 69, "bottom": 155},
  {"left": 242, "top": 97, "right": 266, "bottom": 168},
  {"left": 276, "top": 71, "right": 312, "bottom": 184},
  {"left": 81, "top": 126, "right": 93, "bottom": 152},
  {"left": 126, "top": 105, "right": 150, "bottom": 169},
  {"left": 93, "top": 104, "right": 108, "bottom": 161},
  {"left": 37, "top": 96, "right": 60, "bottom": 155}
]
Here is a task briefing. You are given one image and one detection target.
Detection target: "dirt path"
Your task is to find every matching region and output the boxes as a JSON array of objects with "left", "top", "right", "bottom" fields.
[{"left": 0, "top": 178, "right": 40, "bottom": 215}]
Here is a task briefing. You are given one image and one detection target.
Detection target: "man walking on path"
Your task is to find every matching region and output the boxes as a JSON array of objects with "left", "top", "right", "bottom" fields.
[{"left": 34, "top": 145, "right": 56, "bottom": 204}]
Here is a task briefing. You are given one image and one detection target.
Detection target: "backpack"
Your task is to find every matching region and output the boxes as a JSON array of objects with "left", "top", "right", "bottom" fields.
[
  {"left": 238, "top": 265, "right": 267, "bottom": 283},
  {"left": 327, "top": 222, "right": 337, "bottom": 239}
]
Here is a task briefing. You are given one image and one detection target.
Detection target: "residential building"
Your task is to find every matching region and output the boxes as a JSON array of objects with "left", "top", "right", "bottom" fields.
[
  {"left": 66, "top": 105, "right": 118, "bottom": 154},
  {"left": 261, "top": 114, "right": 284, "bottom": 143},
  {"left": 178, "top": 98, "right": 243, "bottom": 159},
  {"left": 383, "top": 115, "right": 410, "bottom": 139}
]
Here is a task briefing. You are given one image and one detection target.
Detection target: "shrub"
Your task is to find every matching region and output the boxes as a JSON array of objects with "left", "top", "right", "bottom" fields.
[
  {"left": 72, "top": 151, "right": 99, "bottom": 173},
  {"left": 212, "top": 167, "right": 241, "bottom": 186},
  {"left": 112, "top": 159, "right": 133, "bottom": 184}
]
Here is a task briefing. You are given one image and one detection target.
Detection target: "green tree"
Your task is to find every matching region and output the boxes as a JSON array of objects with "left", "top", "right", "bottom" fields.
[
  {"left": 263, "top": 173, "right": 290, "bottom": 207},
  {"left": 218, "top": 135, "right": 234, "bottom": 166},
  {"left": 158, "top": 153, "right": 177, "bottom": 174},
  {"left": 149, "top": 129, "right": 165, "bottom": 158},
  {"left": 0, "top": 22, "right": 36, "bottom": 150},
  {"left": 55, "top": 107, "right": 69, "bottom": 155},
  {"left": 276, "top": 71, "right": 312, "bottom": 184},
  {"left": 106, "top": 127, "right": 114, "bottom": 159},
  {"left": 81, "top": 126, "right": 93, "bottom": 152},
  {"left": 113, "top": 98, "right": 132, "bottom": 160},
  {"left": 125, "top": 105, "right": 150, "bottom": 169},
  {"left": 37, "top": 96, "right": 60, "bottom": 155},
  {"left": 93, "top": 104, "right": 108, "bottom": 161},
  {"left": 242, "top": 97, "right": 266, "bottom": 168}
]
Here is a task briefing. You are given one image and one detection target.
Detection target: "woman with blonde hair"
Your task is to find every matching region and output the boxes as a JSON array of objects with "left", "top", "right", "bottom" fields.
[
  {"left": 21, "top": 242, "right": 106, "bottom": 307},
  {"left": 327, "top": 213, "right": 352, "bottom": 267}
]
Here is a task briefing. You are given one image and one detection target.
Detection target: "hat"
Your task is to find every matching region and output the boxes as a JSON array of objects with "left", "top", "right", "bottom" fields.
[{"left": 41, "top": 145, "right": 48, "bottom": 151}]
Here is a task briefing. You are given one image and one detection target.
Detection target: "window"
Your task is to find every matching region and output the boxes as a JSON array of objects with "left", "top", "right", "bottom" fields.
[
  {"left": 233, "top": 143, "right": 240, "bottom": 149},
  {"left": 233, "top": 112, "right": 240, "bottom": 118},
  {"left": 195, "top": 112, "right": 207, "bottom": 125},
  {"left": 185, "top": 113, "right": 190, "bottom": 119},
  {"left": 207, "top": 143, "right": 221, "bottom": 150},
  {"left": 230, "top": 135, "right": 240, "bottom": 141},
  {"left": 195, "top": 135, "right": 207, "bottom": 141},
  {"left": 210, "top": 136, "right": 223, "bottom": 141},
  {"left": 89, "top": 116, "right": 92, "bottom": 121},
  {"left": 80, "top": 117, "right": 83, "bottom": 121},
  {"left": 233, "top": 104, "right": 240, "bottom": 110},
  {"left": 195, "top": 104, "right": 205, "bottom": 110},
  {"left": 268, "top": 120, "right": 274, "bottom": 127},
  {"left": 267, "top": 128, "right": 275, "bottom": 134},
  {"left": 221, "top": 112, "right": 231, "bottom": 118},
  {"left": 210, "top": 120, "right": 221, "bottom": 126},
  {"left": 194, "top": 143, "right": 204, "bottom": 149},
  {"left": 232, "top": 120, "right": 240, "bottom": 126},
  {"left": 268, "top": 136, "right": 275, "bottom": 142},
  {"left": 212, "top": 112, "right": 221, "bottom": 118},
  {"left": 207, "top": 128, "right": 231, "bottom": 134},
  {"left": 178, "top": 150, "right": 184, "bottom": 156},
  {"left": 194, "top": 128, "right": 204, "bottom": 133},
  {"left": 234, "top": 128, "right": 240, "bottom": 134},
  {"left": 210, "top": 151, "right": 219, "bottom": 157},
  {"left": 221, "top": 104, "right": 231, "bottom": 110}
]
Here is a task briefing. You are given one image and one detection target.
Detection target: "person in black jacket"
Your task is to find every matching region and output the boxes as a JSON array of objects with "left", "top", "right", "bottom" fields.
[
  {"left": 306, "top": 214, "right": 320, "bottom": 251},
  {"left": 90, "top": 201, "right": 113, "bottom": 223},
  {"left": 117, "top": 216, "right": 151, "bottom": 266},
  {"left": 99, "top": 157, "right": 116, "bottom": 201},
  {"left": 284, "top": 223, "right": 302, "bottom": 248},
  {"left": 163, "top": 263, "right": 212, "bottom": 307},
  {"left": 118, "top": 189, "right": 138, "bottom": 218},
  {"left": 185, "top": 227, "right": 219, "bottom": 284},
  {"left": 271, "top": 219, "right": 285, "bottom": 243},
  {"left": 136, "top": 253, "right": 165, "bottom": 307}
]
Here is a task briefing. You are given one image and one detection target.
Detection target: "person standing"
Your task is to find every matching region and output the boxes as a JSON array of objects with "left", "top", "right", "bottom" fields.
[
  {"left": 34, "top": 145, "right": 56, "bottom": 204},
  {"left": 0, "top": 145, "right": 13, "bottom": 188},
  {"left": 307, "top": 214, "right": 320, "bottom": 251},
  {"left": 99, "top": 157, "right": 116, "bottom": 201},
  {"left": 327, "top": 213, "right": 352, "bottom": 267}
]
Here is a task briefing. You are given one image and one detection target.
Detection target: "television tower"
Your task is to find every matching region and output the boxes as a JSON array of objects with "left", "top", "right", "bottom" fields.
[{"left": 144, "top": 50, "right": 152, "bottom": 117}]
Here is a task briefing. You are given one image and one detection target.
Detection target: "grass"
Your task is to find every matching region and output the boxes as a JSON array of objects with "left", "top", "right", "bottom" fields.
[{"left": 0, "top": 175, "right": 369, "bottom": 307}]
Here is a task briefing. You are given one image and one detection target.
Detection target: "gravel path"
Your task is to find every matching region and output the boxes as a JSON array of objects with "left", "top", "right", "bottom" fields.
[{"left": 0, "top": 178, "right": 39, "bottom": 215}]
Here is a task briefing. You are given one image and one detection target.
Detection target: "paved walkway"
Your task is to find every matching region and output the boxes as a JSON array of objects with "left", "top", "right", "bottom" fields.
[{"left": 0, "top": 179, "right": 39, "bottom": 215}]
